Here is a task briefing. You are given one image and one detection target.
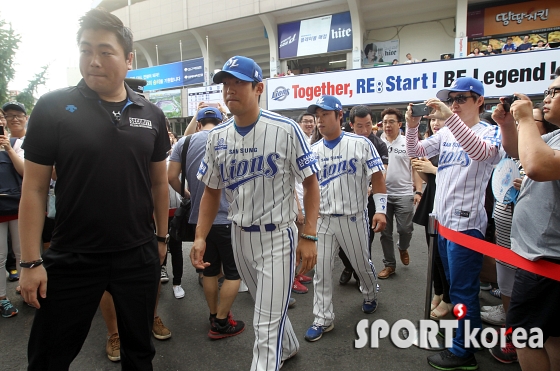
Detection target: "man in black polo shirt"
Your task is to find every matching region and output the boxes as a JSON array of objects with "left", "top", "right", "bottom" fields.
[{"left": 18, "top": 9, "right": 170, "bottom": 370}]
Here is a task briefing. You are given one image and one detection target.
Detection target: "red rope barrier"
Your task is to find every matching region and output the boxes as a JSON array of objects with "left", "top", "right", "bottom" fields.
[
  {"left": 0, "top": 214, "right": 18, "bottom": 223},
  {"left": 438, "top": 224, "right": 560, "bottom": 282}
]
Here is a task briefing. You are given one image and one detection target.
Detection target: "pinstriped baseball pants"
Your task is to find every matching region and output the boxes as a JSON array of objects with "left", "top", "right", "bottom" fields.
[
  {"left": 232, "top": 223, "right": 299, "bottom": 371},
  {"left": 313, "top": 211, "right": 378, "bottom": 326}
]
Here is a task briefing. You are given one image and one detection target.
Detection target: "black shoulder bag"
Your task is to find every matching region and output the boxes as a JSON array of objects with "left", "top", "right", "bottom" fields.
[{"left": 169, "top": 135, "right": 196, "bottom": 241}]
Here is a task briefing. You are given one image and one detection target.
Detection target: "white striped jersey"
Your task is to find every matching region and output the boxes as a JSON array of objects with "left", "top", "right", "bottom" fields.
[
  {"left": 406, "top": 114, "right": 501, "bottom": 234},
  {"left": 311, "top": 132, "right": 384, "bottom": 215},
  {"left": 197, "top": 109, "right": 319, "bottom": 226}
]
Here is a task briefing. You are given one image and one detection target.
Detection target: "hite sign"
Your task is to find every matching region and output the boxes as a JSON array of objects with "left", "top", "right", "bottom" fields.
[
  {"left": 267, "top": 49, "right": 560, "bottom": 110},
  {"left": 278, "top": 12, "right": 352, "bottom": 59}
]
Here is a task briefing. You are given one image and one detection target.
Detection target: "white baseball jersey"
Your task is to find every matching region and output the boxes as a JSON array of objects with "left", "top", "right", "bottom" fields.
[
  {"left": 197, "top": 109, "right": 319, "bottom": 226},
  {"left": 311, "top": 132, "right": 384, "bottom": 215},
  {"left": 382, "top": 134, "right": 414, "bottom": 195},
  {"left": 406, "top": 115, "right": 501, "bottom": 234},
  {"left": 311, "top": 132, "right": 381, "bottom": 326}
]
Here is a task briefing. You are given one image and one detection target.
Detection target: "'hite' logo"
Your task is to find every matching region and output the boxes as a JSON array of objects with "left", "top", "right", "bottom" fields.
[
  {"left": 272, "top": 87, "right": 290, "bottom": 101},
  {"left": 331, "top": 27, "right": 351, "bottom": 38},
  {"left": 279, "top": 34, "right": 296, "bottom": 48}
]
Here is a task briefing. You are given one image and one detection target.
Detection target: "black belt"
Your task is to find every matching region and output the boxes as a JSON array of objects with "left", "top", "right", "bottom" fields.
[
  {"left": 240, "top": 224, "right": 277, "bottom": 232},
  {"left": 331, "top": 214, "right": 344, "bottom": 217}
]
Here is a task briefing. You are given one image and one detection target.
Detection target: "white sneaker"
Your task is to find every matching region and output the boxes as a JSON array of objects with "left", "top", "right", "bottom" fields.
[
  {"left": 173, "top": 285, "right": 185, "bottom": 299},
  {"left": 481, "top": 304, "right": 505, "bottom": 325},
  {"left": 160, "top": 266, "right": 169, "bottom": 283},
  {"left": 238, "top": 281, "right": 248, "bottom": 293},
  {"left": 481, "top": 304, "right": 502, "bottom": 312}
]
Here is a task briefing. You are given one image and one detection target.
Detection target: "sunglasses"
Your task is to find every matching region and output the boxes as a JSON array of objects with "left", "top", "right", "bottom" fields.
[{"left": 445, "top": 95, "right": 476, "bottom": 105}]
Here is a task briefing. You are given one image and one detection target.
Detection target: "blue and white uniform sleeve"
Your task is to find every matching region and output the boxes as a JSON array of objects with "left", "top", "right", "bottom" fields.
[
  {"left": 290, "top": 123, "right": 319, "bottom": 183},
  {"left": 363, "top": 137, "right": 384, "bottom": 177},
  {"left": 197, "top": 132, "right": 225, "bottom": 189}
]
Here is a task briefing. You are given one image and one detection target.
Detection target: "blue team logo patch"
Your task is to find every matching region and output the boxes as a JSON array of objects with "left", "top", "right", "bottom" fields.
[
  {"left": 296, "top": 152, "right": 317, "bottom": 170},
  {"left": 65, "top": 105, "right": 77, "bottom": 113},
  {"left": 198, "top": 160, "right": 208, "bottom": 176},
  {"left": 215, "top": 138, "right": 227, "bottom": 151},
  {"left": 367, "top": 158, "right": 383, "bottom": 169},
  {"left": 350, "top": 216, "right": 356, "bottom": 222}
]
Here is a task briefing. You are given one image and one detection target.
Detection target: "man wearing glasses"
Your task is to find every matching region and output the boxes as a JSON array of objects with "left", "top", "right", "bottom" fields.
[
  {"left": 405, "top": 77, "right": 502, "bottom": 370},
  {"left": 2, "top": 102, "right": 27, "bottom": 140}
]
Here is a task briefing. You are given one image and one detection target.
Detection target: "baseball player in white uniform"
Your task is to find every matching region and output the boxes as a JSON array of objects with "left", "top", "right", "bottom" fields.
[
  {"left": 406, "top": 77, "right": 501, "bottom": 370},
  {"left": 191, "top": 56, "right": 320, "bottom": 371},
  {"left": 304, "top": 95, "right": 387, "bottom": 342}
]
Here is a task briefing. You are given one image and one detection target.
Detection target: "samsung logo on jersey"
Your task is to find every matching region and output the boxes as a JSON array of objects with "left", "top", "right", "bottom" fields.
[
  {"left": 272, "top": 87, "right": 290, "bottom": 101},
  {"left": 297, "top": 152, "right": 317, "bottom": 170},
  {"left": 317, "top": 158, "right": 358, "bottom": 186},
  {"left": 129, "top": 118, "right": 152, "bottom": 129},
  {"left": 279, "top": 34, "right": 296, "bottom": 48},
  {"left": 220, "top": 153, "right": 280, "bottom": 191}
]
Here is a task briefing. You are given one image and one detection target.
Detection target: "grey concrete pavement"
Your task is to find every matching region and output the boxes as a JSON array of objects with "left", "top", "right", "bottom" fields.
[{"left": 2, "top": 226, "right": 520, "bottom": 371}]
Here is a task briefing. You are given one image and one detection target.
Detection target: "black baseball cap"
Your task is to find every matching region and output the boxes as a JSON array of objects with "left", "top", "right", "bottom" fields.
[{"left": 2, "top": 101, "right": 26, "bottom": 115}]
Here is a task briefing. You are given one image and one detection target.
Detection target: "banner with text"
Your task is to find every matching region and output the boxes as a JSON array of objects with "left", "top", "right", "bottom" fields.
[
  {"left": 267, "top": 49, "right": 559, "bottom": 110},
  {"left": 278, "top": 12, "right": 352, "bottom": 60},
  {"left": 127, "top": 58, "right": 204, "bottom": 91},
  {"left": 467, "top": 0, "right": 560, "bottom": 38}
]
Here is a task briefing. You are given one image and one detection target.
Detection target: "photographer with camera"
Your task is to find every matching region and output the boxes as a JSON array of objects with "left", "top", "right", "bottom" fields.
[{"left": 406, "top": 77, "right": 502, "bottom": 370}]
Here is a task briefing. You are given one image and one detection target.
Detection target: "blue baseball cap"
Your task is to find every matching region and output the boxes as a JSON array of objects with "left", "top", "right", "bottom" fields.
[
  {"left": 213, "top": 56, "right": 263, "bottom": 84},
  {"left": 307, "top": 95, "right": 342, "bottom": 114},
  {"left": 436, "top": 77, "right": 484, "bottom": 100},
  {"left": 196, "top": 107, "right": 223, "bottom": 122}
]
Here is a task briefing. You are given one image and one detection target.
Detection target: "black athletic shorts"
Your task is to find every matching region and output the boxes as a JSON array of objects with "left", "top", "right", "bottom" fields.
[
  {"left": 507, "top": 266, "right": 560, "bottom": 341},
  {"left": 203, "top": 224, "right": 240, "bottom": 280}
]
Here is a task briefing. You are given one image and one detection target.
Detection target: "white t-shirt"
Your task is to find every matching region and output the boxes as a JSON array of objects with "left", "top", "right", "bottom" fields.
[{"left": 383, "top": 134, "right": 413, "bottom": 196}]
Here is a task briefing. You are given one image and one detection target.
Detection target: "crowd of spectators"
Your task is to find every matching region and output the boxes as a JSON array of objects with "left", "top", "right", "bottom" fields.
[{"left": 2, "top": 7, "right": 560, "bottom": 371}]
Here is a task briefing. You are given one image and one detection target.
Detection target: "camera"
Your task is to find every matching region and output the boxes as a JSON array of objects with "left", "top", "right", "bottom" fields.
[
  {"left": 411, "top": 103, "right": 430, "bottom": 117},
  {"left": 502, "top": 95, "right": 520, "bottom": 113}
]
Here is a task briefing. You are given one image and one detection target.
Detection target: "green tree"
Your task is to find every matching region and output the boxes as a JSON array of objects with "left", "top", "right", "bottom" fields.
[
  {"left": 16, "top": 65, "right": 49, "bottom": 112},
  {"left": 0, "top": 14, "right": 21, "bottom": 105}
]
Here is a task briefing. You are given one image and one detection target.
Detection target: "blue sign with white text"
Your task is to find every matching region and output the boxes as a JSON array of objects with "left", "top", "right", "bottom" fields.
[
  {"left": 182, "top": 58, "right": 204, "bottom": 86},
  {"left": 126, "top": 58, "right": 204, "bottom": 91},
  {"left": 278, "top": 12, "right": 352, "bottom": 59}
]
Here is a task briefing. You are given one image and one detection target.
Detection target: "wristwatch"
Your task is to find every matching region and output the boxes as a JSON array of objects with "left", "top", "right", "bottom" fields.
[
  {"left": 156, "top": 234, "right": 170, "bottom": 244},
  {"left": 415, "top": 191, "right": 423, "bottom": 196}
]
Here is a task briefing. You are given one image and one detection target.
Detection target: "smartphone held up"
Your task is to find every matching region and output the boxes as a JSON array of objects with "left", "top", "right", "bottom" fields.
[{"left": 411, "top": 103, "right": 430, "bottom": 117}]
